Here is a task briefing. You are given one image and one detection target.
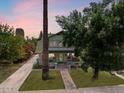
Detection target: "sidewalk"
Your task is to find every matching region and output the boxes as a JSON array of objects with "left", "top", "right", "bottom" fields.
[
  {"left": 19, "top": 89, "right": 80, "bottom": 93},
  {"left": 60, "top": 69, "right": 77, "bottom": 89},
  {"left": 0, "top": 55, "right": 38, "bottom": 93},
  {"left": 114, "top": 71, "right": 124, "bottom": 80},
  {"left": 79, "top": 85, "right": 124, "bottom": 93},
  {"left": 18, "top": 85, "right": 124, "bottom": 93}
]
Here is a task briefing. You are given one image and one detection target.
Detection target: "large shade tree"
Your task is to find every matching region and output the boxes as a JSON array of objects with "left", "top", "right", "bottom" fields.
[{"left": 56, "top": 0, "right": 124, "bottom": 80}]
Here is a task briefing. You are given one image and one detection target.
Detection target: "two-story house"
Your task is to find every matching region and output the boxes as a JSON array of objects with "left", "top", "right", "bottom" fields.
[{"left": 35, "top": 31, "right": 79, "bottom": 65}]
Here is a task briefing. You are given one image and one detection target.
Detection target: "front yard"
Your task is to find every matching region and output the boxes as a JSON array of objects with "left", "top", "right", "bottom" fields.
[
  {"left": 70, "top": 68, "right": 124, "bottom": 88},
  {"left": 0, "top": 64, "right": 22, "bottom": 83},
  {"left": 19, "top": 70, "right": 64, "bottom": 91}
]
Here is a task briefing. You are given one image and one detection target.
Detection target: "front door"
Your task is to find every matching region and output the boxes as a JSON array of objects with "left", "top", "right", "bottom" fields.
[{"left": 59, "top": 53, "right": 64, "bottom": 62}]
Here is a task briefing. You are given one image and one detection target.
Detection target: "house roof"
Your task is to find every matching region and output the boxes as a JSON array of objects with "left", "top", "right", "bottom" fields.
[
  {"left": 49, "top": 47, "right": 74, "bottom": 53},
  {"left": 35, "top": 31, "right": 74, "bottom": 54},
  {"left": 48, "top": 31, "right": 64, "bottom": 38}
]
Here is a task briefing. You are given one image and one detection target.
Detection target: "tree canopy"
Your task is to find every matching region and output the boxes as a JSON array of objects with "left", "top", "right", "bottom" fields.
[
  {"left": 0, "top": 24, "right": 37, "bottom": 64},
  {"left": 56, "top": 0, "right": 124, "bottom": 80}
]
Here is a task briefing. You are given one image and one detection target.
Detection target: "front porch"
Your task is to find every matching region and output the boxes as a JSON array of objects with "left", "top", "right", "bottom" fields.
[
  {"left": 35, "top": 49, "right": 81, "bottom": 70},
  {"left": 48, "top": 51, "right": 81, "bottom": 69}
]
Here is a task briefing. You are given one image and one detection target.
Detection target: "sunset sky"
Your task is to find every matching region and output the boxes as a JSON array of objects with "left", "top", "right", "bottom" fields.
[{"left": 0, "top": 0, "right": 101, "bottom": 38}]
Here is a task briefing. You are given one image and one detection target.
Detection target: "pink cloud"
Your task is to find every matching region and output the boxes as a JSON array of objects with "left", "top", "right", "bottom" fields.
[
  {"left": 10, "top": 0, "right": 43, "bottom": 37},
  {"left": 13, "top": 16, "right": 41, "bottom": 27},
  {"left": 0, "top": 14, "right": 9, "bottom": 24},
  {"left": 13, "top": 0, "right": 42, "bottom": 14},
  {"left": 0, "top": 0, "right": 70, "bottom": 38},
  {"left": 12, "top": 0, "right": 66, "bottom": 37},
  {"left": 10, "top": 15, "right": 42, "bottom": 37},
  {"left": 0, "top": 15, "right": 5, "bottom": 23},
  {"left": 13, "top": 0, "right": 68, "bottom": 13},
  {"left": 0, "top": 14, "right": 42, "bottom": 38}
]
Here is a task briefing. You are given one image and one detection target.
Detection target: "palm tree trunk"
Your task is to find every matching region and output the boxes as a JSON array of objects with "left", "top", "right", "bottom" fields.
[{"left": 42, "top": 0, "right": 49, "bottom": 80}]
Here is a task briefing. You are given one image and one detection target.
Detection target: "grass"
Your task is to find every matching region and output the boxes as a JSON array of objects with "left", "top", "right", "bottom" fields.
[
  {"left": 70, "top": 68, "right": 124, "bottom": 88},
  {"left": 0, "top": 64, "right": 22, "bottom": 83},
  {"left": 19, "top": 70, "right": 64, "bottom": 91}
]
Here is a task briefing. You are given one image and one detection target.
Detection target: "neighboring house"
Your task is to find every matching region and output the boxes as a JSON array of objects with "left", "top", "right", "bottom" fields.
[{"left": 35, "top": 31, "right": 79, "bottom": 64}]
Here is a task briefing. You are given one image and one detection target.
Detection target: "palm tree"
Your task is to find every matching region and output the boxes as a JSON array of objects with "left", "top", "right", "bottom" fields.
[{"left": 42, "top": 0, "right": 49, "bottom": 80}]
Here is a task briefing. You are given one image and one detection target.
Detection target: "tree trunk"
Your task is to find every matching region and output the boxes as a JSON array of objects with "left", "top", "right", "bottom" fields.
[
  {"left": 92, "top": 67, "right": 99, "bottom": 81},
  {"left": 42, "top": 0, "right": 49, "bottom": 80},
  {"left": 42, "top": 66, "right": 49, "bottom": 80}
]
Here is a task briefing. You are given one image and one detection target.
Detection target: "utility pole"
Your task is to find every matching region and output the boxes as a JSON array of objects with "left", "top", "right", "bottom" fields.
[{"left": 42, "top": 0, "right": 49, "bottom": 80}]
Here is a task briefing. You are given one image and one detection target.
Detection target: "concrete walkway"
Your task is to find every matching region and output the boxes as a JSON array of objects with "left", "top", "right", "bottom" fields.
[
  {"left": 79, "top": 85, "right": 124, "bottom": 93},
  {"left": 19, "top": 89, "right": 80, "bottom": 93},
  {"left": 115, "top": 72, "right": 124, "bottom": 80},
  {"left": 60, "top": 69, "right": 77, "bottom": 89},
  {"left": 18, "top": 85, "right": 124, "bottom": 93},
  {"left": 0, "top": 55, "right": 38, "bottom": 93}
]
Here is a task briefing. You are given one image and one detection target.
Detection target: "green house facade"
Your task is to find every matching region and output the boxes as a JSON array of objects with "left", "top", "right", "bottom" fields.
[{"left": 35, "top": 31, "right": 80, "bottom": 67}]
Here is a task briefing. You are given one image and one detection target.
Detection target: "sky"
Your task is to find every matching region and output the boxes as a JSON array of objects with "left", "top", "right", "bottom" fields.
[{"left": 0, "top": 0, "right": 101, "bottom": 38}]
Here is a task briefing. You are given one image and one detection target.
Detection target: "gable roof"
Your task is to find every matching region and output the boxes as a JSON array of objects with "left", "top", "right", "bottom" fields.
[
  {"left": 48, "top": 31, "right": 64, "bottom": 38},
  {"left": 35, "top": 31, "right": 74, "bottom": 54}
]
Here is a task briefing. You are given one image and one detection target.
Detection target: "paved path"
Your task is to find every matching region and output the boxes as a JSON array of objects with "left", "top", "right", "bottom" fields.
[
  {"left": 18, "top": 85, "right": 124, "bottom": 93},
  {"left": 79, "top": 85, "right": 124, "bottom": 93},
  {"left": 0, "top": 55, "right": 38, "bottom": 93},
  {"left": 115, "top": 73, "right": 124, "bottom": 80},
  {"left": 19, "top": 89, "right": 80, "bottom": 93},
  {"left": 60, "top": 69, "right": 77, "bottom": 89}
]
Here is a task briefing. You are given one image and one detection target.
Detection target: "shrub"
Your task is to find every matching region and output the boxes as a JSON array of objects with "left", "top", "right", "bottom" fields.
[{"left": 33, "top": 61, "right": 42, "bottom": 69}]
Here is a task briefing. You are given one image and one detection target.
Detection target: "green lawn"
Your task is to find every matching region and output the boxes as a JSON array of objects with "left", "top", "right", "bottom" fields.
[
  {"left": 19, "top": 70, "right": 64, "bottom": 91},
  {"left": 0, "top": 64, "right": 22, "bottom": 83},
  {"left": 70, "top": 68, "right": 124, "bottom": 88}
]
